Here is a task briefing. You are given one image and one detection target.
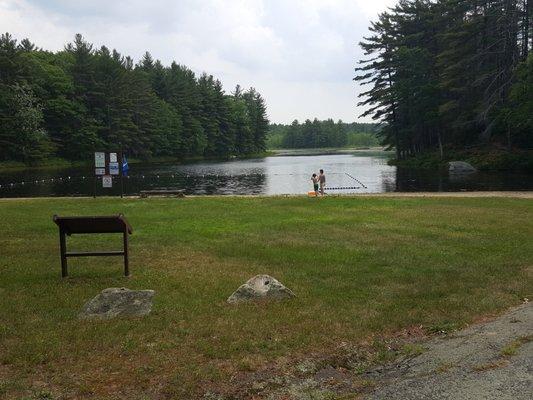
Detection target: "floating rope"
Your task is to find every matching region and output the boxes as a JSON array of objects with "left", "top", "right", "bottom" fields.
[
  {"left": 345, "top": 172, "right": 367, "bottom": 189},
  {"left": 0, "top": 171, "right": 369, "bottom": 190},
  {"left": 325, "top": 186, "right": 362, "bottom": 191}
]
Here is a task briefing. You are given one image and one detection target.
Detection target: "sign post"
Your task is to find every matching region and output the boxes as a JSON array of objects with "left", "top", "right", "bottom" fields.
[{"left": 94, "top": 151, "right": 125, "bottom": 198}]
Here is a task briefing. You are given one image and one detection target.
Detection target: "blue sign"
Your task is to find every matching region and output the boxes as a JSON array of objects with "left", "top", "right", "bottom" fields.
[{"left": 109, "top": 162, "right": 119, "bottom": 175}]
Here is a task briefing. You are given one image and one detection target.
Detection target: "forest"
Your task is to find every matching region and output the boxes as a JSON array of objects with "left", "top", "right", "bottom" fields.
[
  {"left": 0, "top": 33, "right": 269, "bottom": 165},
  {"left": 267, "top": 120, "right": 380, "bottom": 149},
  {"left": 355, "top": 0, "right": 532, "bottom": 163}
]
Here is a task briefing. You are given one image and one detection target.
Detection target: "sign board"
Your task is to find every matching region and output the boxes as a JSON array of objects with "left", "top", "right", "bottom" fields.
[
  {"left": 93, "top": 151, "right": 124, "bottom": 197},
  {"left": 109, "top": 162, "right": 119, "bottom": 175},
  {"left": 102, "top": 175, "right": 113, "bottom": 188},
  {"left": 94, "top": 152, "right": 105, "bottom": 168}
]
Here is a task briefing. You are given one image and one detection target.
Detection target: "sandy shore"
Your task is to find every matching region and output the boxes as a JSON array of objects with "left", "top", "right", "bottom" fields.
[
  {"left": 0, "top": 191, "right": 532, "bottom": 201},
  {"left": 355, "top": 191, "right": 533, "bottom": 198}
]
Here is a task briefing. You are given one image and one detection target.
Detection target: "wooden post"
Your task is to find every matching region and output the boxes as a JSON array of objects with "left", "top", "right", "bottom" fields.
[
  {"left": 119, "top": 151, "right": 124, "bottom": 198},
  {"left": 59, "top": 228, "right": 68, "bottom": 277},
  {"left": 123, "top": 229, "right": 129, "bottom": 277}
]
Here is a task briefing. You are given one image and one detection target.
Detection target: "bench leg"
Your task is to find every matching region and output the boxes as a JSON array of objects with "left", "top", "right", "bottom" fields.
[
  {"left": 123, "top": 231, "right": 129, "bottom": 276},
  {"left": 59, "top": 230, "right": 68, "bottom": 278}
]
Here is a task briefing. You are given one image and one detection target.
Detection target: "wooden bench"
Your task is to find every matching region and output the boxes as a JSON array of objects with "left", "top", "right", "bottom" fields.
[
  {"left": 53, "top": 214, "right": 133, "bottom": 277},
  {"left": 140, "top": 188, "right": 185, "bottom": 198}
]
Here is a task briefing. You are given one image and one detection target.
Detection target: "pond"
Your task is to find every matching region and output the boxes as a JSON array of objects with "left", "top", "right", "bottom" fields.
[{"left": 0, "top": 150, "right": 532, "bottom": 197}]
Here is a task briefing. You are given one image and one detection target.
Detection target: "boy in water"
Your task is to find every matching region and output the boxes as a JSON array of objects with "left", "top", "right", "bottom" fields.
[
  {"left": 318, "top": 169, "right": 326, "bottom": 195},
  {"left": 311, "top": 173, "right": 319, "bottom": 195}
]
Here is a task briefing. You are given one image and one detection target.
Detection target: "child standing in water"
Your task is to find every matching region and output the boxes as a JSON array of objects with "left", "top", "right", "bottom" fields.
[{"left": 311, "top": 173, "right": 319, "bottom": 196}]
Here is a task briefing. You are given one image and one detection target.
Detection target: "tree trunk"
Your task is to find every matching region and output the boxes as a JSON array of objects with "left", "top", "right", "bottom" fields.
[
  {"left": 437, "top": 129, "right": 444, "bottom": 160},
  {"left": 387, "top": 69, "right": 401, "bottom": 161},
  {"left": 507, "top": 122, "right": 512, "bottom": 151},
  {"left": 523, "top": 0, "right": 530, "bottom": 59}
]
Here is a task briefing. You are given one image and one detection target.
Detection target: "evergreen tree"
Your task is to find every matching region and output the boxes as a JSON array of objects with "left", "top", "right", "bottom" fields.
[
  {"left": 213, "top": 80, "right": 236, "bottom": 156},
  {"left": 0, "top": 33, "right": 270, "bottom": 164},
  {"left": 499, "top": 54, "right": 533, "bottom": 148},
  {"left": 355, "top": 0, "right": 532, "bottom": 160},
  {"left": 242, "top": 87, "right": 269, "bottom": 152}
]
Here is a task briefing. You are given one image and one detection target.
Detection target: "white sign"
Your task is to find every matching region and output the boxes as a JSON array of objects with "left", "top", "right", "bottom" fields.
[
  {"left": 109, "top": 162, "right": 119, "bottom": 175},
  {"left": 94, "top": 152, "right": 105, "bottom": 168},
  {"left": 95, "top": 168, "right": 105, "bottom": 175},
  {"left": 102, "top": 175, "right": 113, "bottom": 188},
  {"left": 109, "top": 153, "right": 117, "bottom": 163}
]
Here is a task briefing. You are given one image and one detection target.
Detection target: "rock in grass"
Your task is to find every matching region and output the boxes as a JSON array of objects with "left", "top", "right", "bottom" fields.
[
  {"left": 448, "top": 161, "right": 477, "bottom": 174},
  {"left": 227, "top": 275, "right": 295, "bottom": 304},
  {"left": 79, "top": 287, "right": 155, "bottom": 319}
]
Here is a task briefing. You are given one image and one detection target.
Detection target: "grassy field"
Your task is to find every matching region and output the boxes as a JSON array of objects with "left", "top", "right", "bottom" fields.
[{"left": 0, "top": 196, "right": 532, "bottom": 399}]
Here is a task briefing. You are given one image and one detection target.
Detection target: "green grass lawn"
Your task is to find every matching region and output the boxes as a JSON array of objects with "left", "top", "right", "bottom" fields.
[{"left": 0, "top": 196, "right": 532, "bottom": 399}]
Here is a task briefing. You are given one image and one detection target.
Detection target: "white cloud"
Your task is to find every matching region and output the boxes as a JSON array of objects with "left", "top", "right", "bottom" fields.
[{"left": 0, "top": 0, "right": 397, "bottom": 123}]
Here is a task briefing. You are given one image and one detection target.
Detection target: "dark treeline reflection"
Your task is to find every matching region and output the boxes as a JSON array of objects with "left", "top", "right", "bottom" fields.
[
  {"left": 0, "top": 172, "right": 268, "bottom": 197},
  {"left": 392, "top": 168, "right": 533, "bottom": 192}
]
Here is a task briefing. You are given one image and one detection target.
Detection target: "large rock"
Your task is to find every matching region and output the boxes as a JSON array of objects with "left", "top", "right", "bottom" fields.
[
  {"left": 227, "top": 275, "right": 295, "bottom": 304},
  {"left": 448, "top": 161, "right": 477, "bottom": 174},
  {"left": 79, "top": 287, "right": 155, "bottom": 319}
]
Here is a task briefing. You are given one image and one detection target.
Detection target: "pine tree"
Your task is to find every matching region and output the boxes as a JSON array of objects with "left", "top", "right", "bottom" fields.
[
  {"left": 0, "top": 32, "right": 270, "bottom": 164},
  {"left": 243, "top": 87, "right": 269, "bottom": 153},
  {"left": 355, "top": 0, "right": 532, "bottom": 159}
]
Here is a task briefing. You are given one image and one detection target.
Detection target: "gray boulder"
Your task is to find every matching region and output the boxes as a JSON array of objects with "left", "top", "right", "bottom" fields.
[
  {"left": 79, "top": 287, "right": 155, "bottom": 319},
  {"left": 227, "top": 275, "right": 295, "bottom": 304},
  {"left": 448, "top": 161, "right": 477, "bottom": 174}
]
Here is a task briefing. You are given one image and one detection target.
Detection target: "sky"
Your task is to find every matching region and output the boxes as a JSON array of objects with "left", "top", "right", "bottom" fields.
[{"left": 0, "top": 0, "right": 397, "bottom": 123}]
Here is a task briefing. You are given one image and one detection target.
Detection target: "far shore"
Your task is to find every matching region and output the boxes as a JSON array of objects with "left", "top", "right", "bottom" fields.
[
  {"left": 270, "top": 146, "right": 390, "bottom": 156},
  {"left": 0, "top": 148, "right": 391, "bottom": 172}
]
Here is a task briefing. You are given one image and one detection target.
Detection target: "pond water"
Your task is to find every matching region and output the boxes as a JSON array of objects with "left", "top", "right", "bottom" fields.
[{"left": 0, "top": 151, "right": 531, "bottom": 197}]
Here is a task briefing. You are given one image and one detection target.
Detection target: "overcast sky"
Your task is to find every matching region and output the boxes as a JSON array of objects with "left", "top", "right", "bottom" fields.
[{"left": 0, "top": 0, "right": 396, "bottom": 123}]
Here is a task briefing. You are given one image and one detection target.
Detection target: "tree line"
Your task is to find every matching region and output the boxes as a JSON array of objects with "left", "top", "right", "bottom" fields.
[
  {"left": 355, "top": 0, "right": 532, "bottom": 161},
  {"left": 0, "top": 33, "right": 269, "bottom": 165},
  {"left": 267, "top": 119, "right": 380, "bottom": 149}
]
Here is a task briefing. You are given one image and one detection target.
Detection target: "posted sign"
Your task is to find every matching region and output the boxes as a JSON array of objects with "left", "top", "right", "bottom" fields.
[
  {"left": 102, "top": 175, "right": 113, "bottom": 188},
  {"left": 94, "top": 152, "right": 122, "bottom": 178},
  {"left": 109, "top": 162, "right": 119, "bottom": 175},
  {"left": 93, "top": 151, "right": 124, "bottom": 197},
  {"left": 94, "top": 152, "right": 105, "bottom": 168}
]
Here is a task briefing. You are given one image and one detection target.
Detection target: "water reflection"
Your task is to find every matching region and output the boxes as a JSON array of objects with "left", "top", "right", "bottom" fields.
[
  {"left": 393, "top": 167, "right": 533, "bottom": 192},
  {"left": 0, "top": 151, "right": 531, "bottom": 197}
]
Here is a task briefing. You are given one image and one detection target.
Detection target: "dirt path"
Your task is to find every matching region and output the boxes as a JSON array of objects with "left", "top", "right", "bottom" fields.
[
  {"left": 211, "top": 303, "right": 532, "bottom": 399},
  {"left": 367, "top": 302, "right": 532, "bottom": 400}
]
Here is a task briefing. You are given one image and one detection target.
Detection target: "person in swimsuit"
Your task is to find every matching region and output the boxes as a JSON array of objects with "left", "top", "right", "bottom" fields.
[
  {"left": 311, "top": 173, "right": 319, "bottom": 195},
  {"left": 318, "top": 169, "right": 326, "bottom": 195}
]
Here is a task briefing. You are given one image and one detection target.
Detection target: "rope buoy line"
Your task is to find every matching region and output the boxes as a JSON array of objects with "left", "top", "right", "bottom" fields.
[
  {"left": 325, "top": 186, "right": 362, "bottom": 190},
  {"left": 345, "top": 172, "right": 367, "bottom": 189},
  {"left": 0, "top": 172, "right": 368, "bottom": 190}
]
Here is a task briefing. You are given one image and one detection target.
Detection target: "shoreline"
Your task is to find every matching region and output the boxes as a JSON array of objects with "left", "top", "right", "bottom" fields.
[
  {"left": 0, "top": 152, "right": 276, "bottom": 173},
  {"left": 1, "top": 191, "right": 532, "bottom": 201}
]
